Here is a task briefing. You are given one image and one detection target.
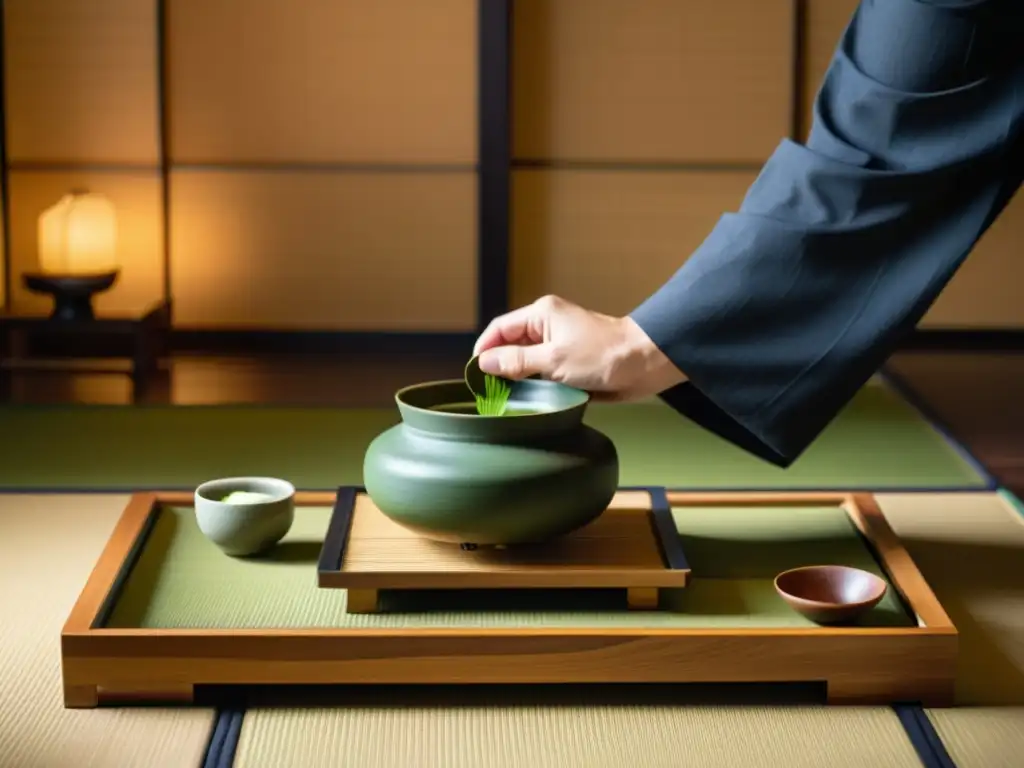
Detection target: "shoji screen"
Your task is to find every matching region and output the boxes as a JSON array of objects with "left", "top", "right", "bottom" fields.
[
  {"left": 162, "top": 0, "right": 475, "bottom": 327},
  {"left": 165, "top": 0, "right": 478, "bottom": 330},
  {"left": 3, "top": 0, "right": 164, "bottom": 314},
  {"left": 2, "top": 0, "right": 479, "bottom": 331},
  {"left": 510, "top": 0, "right": 793, "bottom": 316},
  {"left": 5, "top": 0, "right": 1021, "bottom": 329},
  {"left": 511, "top": 0, "right": 1024, "bottom": 328}
]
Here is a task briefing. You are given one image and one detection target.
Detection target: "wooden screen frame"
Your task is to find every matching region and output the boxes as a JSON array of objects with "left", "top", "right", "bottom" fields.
[{"left": 61, "top": 489, "right": 957, "bottom": 709}]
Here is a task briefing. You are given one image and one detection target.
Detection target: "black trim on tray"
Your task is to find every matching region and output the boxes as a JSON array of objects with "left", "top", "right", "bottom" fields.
[
  {"left": 91, "top": 498, "right": 164, "bottom": 629},
  {"left": 317, "top": 485, "right": 361, "bottom": 576},
  {"left": 623, "top": 485, "right": 690, "bottom": 571}
]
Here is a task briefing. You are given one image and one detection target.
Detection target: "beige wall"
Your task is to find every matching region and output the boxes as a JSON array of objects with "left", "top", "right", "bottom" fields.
[{"left": 1, "top": 0, "right": 1019, "bottom": 327}]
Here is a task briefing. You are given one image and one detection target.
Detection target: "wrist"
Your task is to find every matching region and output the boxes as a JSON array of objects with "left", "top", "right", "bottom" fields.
[{"left": 614, "top": 316, "right": 687, "bottom": 394}]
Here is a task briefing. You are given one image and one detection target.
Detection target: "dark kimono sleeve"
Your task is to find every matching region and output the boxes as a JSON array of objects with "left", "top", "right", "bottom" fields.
[{"left": 629, "top": 0, "right": 1024, "bottom": 467}]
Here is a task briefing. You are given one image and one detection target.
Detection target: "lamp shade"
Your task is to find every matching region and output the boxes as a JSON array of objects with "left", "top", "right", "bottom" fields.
[{"left": 37, "top": 190, "right": 118, "bottom": 276}]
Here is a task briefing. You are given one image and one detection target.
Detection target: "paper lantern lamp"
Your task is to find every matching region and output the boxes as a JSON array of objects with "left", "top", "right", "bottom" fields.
[{"left": 23, "top": 189, "right": 120, "bottom": 320}]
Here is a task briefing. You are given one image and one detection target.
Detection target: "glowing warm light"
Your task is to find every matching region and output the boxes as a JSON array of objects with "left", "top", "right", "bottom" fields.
[{"left": 37, "top": 190, "right": 118, "bottom": 275}]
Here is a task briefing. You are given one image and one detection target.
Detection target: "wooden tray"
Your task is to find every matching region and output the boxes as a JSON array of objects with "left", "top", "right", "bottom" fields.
[
  {"left": 316, "top": 487, "right": 691, "bottom": 612},
  {"left": 60, "top": 489, "right": 958, "bottom": 709}
]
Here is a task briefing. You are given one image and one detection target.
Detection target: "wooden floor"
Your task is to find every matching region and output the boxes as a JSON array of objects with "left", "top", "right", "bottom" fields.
[
  {"left": 2, "top": 349, "right": 1022, "bottom": 497},
  {"left": 886, "top": 352, "right": 1024, "bottom": 497}
]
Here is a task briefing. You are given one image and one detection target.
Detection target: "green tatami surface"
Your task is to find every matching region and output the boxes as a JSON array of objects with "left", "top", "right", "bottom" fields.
[
  {"left": 106, "top": 502, "right": 913, "bottom": 630},
  {"left": 0, "top": 379, "right": 986, "bottom": 491}
]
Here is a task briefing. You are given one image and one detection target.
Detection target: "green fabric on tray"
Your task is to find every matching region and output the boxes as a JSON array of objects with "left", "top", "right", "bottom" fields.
[
  {"left": 0, "top": 380, "right": 985, "bottom": 490},
  {"left": 105, "top": 503, "right": 914, "bottom": 630},
  {"left": 673, "top": 505, "right": 885, "bottom": 579}
]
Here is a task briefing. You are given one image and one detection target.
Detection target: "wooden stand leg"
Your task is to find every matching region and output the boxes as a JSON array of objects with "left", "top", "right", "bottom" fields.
[
  {"left": 64, "top": 684, "right": 99, "bottom": 709},
  {"left": 346, "top": 588, "right": 380, "bottom": 613},
  {"left": 626, "top": 587, "right": 660, "bottom": 610}
]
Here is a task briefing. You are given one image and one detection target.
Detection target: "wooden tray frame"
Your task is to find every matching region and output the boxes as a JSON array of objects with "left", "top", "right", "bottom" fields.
[
  {"left": 316, "top": 486, "right": 692, "bottom": 613},
  {"left": 60, "top": 489, "right": 957, "bottom": 709}
]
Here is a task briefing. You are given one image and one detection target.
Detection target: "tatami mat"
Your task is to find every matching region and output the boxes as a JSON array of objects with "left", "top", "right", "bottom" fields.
[
  {"left": 0, "top": 379, "right": 989, "bottom": 491},
  {"left": 881, "top": 492, "right": 1024, "bottom": 766},
  {"left": 876, "top": 492, "right": 1024, "bottom": 706},
  {"left": 0, "top": 494, "right": 215, "bottom": 768},
  {"left": 927, "top": 708, "right": 1024, "bottom": 768},
  {"left": 235, "top": 702, "right": 921, "bottom": 768}
]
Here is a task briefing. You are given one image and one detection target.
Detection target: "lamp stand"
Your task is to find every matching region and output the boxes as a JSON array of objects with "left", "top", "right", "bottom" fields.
[{"left": 22, "top": 270, "right": 120, "bottom": 321}]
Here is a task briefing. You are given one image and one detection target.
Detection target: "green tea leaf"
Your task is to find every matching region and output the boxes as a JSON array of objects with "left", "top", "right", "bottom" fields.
[{"left": 475, "top": 373, "right": 511, "bottom": 416}]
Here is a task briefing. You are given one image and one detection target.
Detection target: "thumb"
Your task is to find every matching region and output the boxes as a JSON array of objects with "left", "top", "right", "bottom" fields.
[{"left": 478, "top": 344, "right": 554, "bottom": 380}]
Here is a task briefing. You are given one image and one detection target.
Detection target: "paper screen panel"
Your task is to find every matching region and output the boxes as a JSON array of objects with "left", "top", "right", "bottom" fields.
[
  {"left": 169, "top": 171, "right": 477, "bottom": 330},
  {"left": 3, "top": 0, "right": 160, "bottom": 164},
  {"left": 922, "top": 192, "right": 1024, "bottom": 328},
  {"left": 167, "top": 0, "right": 477, "bottom": 164},
  {"left": 801, "top": 0, "right": 859, "bottom": 139},
  {"left": 512, "top": 169, "right": 755, "bottom": 315},
  {"left": 6, "top": 171, "right": 165, "bottom": 314},
  {"left": 513, "top": 0, "right": 794, "bottom": 163}
]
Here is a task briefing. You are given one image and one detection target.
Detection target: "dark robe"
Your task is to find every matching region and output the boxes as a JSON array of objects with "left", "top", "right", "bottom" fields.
[{"left": 630, "top": 0, "right": 1024, "bottom": 466}]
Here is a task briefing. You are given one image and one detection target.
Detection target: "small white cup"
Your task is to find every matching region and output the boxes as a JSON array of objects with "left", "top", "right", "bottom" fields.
[{"left": 194, "top": 477, "right": 296, "bottom": 557}]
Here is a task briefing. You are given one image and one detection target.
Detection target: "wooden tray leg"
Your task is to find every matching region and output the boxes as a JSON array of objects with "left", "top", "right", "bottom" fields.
[
  {"left": 346, "top": 588, "right": 380, "bottom": 613},
  {"left": 64, "top": 683, "right": 195, "bottom": 708},
  {"left": 626, "top": 587, "right": 660, "bottom": 610},
  {"left": 64, "top": 684, "right": 99, "bottom": 709}
]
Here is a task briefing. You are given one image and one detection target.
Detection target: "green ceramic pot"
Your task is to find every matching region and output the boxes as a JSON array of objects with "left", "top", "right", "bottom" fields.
[{"left": 363, "top": 378, "right": 619, "bottom": 546}]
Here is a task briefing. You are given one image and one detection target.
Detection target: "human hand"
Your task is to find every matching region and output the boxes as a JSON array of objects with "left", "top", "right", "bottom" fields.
[{"left": 472, "top": 295, "right": 687, "bottom": 401}]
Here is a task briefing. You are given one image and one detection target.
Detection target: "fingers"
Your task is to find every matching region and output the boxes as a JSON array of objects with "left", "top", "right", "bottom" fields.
[
  {"left": 473, "top": 305, "right": 545, "bottom": 356},
  {"left": 478, "top": 343, "right": 554, "bottom": 380}
]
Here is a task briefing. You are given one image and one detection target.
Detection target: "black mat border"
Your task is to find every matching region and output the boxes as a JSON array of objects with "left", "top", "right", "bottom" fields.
[
  {"left": 201, "top": 708, "right": 244, "bottom": 768},
  {"left": 893, "top": 704, "right": 959, "bottom": 768},
  {"left": 316, "top": 485, "right": 358, "bottom": 576}
]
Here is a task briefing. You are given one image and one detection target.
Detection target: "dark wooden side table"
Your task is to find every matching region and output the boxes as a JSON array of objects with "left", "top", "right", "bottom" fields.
[{"left": 0, "top": 299, "right": 172, "bottom": 400}]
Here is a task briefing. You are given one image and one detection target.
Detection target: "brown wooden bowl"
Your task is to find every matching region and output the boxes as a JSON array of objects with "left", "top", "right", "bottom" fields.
[{"left": 774, "top": 565, "right": 888, "bottom": 625}]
